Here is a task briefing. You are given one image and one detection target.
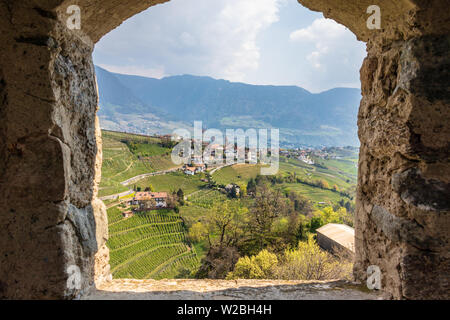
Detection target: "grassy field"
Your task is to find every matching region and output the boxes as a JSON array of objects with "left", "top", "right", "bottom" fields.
[
  {"left": 212, "top": 164, "right": 267, "bottom": 186},
  {"left": 106, "top": 207, "right": 199, "bottom": 279},
  {"left": 277, "top": 183, "right": 346, "bottom": 207},
  {"left": 279, "top": 160, "right": 352, "bottom": 191},
  {"left": 135, "top": 171, "right": 208, "bottom": 195},
  {"left": 100, "top": 130, "right": 177, "bottom": 197}
]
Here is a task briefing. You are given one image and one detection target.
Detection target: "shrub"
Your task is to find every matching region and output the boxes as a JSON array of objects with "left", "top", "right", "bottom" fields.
[
  {"left": 227, "top": 236, "right": 353, "bottom": 281},
  {"left": 227, "top": 249, "right": 278, "bottom": 280},
  {"left": 275, "top": 235, "right": 352, "bottom": 280}
]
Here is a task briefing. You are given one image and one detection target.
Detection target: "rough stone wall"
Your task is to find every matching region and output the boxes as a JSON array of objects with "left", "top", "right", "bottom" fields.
[
  {"left": 299, "top": 0, "right": 450, "bottom": 299},
  {"left": 0, "top": 1, "right": 106, "bottom": 299},
  {"left": 355, "top": 35, "right": 450, "bottom": 299},
  {"left": 0, "top": 0, "right": 448, "bottom": 299}
]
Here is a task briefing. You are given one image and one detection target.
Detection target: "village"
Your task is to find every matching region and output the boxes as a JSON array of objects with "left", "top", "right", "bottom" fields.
[
  {"left": 279, "top": 146, "right": 359, "bottom": 165},
  {"left": 116, "top": 142, "right": 244, "bottom": 219}
]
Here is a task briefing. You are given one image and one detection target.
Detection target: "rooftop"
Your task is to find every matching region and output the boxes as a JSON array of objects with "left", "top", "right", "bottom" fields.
[
  {"left": 316, "top": 223, "right": 355, "bottom": 252},
  {"left": 134, "top": 192, "right": 168, "bottom": 201}
]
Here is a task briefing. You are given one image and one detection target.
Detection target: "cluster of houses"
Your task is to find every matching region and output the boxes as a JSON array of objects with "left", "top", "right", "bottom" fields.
[
  {"left": 281, "top": 146, "right": 358, "bottom": 163},
  {"left": 298, "top": 153, "right": 315, "bottom": 165},
  {"left": 280, "top": 147, "right": 327, "bottom": 162}
]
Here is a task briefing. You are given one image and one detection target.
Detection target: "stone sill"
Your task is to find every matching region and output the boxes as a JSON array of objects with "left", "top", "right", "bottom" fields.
[{"left": 84, "top": 279, "right": 383, "bottom": 300}]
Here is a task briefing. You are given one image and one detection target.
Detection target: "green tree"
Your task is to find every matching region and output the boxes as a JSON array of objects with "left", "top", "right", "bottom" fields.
[
  {"left": 207, "top": 200, "right": 246, "bottom": 248},
  {"left": 188, "top": 222, "right": 208, "bottom": 243},
  {"left": 275, "top": 235, "right": 352, "bottom": 280},
  {"left": 248, "top": 185, "right": 288, "bottom": 252},
  {"left": 227, "top": 249, "right": 278, "bottom": 280},
  {"left": 177, "top": 188, "right": 184, "bottom": 200},
  {"left": 247, "top": 178, "right": 256, "bottom": 195},
  {"left": 239, "top": 184, "right": 247, "bottom": 198}
]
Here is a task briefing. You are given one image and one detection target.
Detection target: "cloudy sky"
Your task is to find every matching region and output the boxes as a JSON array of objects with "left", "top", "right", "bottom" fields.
[{"left": 93, "top": 0, "right": 366, "bottom": 93}]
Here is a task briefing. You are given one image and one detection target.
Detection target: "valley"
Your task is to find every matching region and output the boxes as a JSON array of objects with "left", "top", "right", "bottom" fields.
[
  {"left": 95, "top": 66, "right": 362, "bottom": 147},
  {"left": 101, "top": 130, "right": 358, "bottom": 280}
]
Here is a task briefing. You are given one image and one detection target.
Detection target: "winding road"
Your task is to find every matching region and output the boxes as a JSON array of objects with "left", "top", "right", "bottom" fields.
[{"left": 100, "top": 164, "right": 232, "bottom": 202}]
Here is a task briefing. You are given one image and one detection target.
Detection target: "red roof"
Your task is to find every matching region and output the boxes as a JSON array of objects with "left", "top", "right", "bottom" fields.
[{"left": 134, "top": 192, "right": 168, "bottom": 201}]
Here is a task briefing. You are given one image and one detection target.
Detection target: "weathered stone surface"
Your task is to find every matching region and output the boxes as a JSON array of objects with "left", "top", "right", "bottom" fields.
[
  {"left": 352, "top": 33, "right": 450, "bottom": 300},
  {"left": 0, "top": 2, "right": 102, "bottom": 299},
  {"left": 84, "top": 279, "right": 382, "bottom": 300},
  {"left": 392, "top": 168, "right": 450, "bottom": 211},
  {"left": 0, "top": 0, "right": 448, "bottom": 300},
  {"left": 370, "top": 205, "right": 444, "bottom": 250},
  {"left": 298, "top": 0, "right": 450, "bottom": 300}
]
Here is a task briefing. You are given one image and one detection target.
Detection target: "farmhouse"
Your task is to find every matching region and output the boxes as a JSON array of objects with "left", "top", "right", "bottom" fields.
[
  {"left": 122, "top": 211, "right": 134, "bottom": 218},
  {"left": 195, "top": 163, "right": 206, "bottom": 172},
  {"left": 184, "top": 164, "right": 206, "bottom": 175},
  {"left": 132, "top": 191, "right": 169, "bottom": 209},
  {"left": 316, "top": 223, "right": 355, "bottom": 258},
  {"left": 184, "top": 166, "right": 196, "bottom": 175}
]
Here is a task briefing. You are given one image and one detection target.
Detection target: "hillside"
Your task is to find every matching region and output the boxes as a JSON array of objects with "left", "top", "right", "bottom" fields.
[
  {"left": 100, "top": 130, "right": 358, "bottom": 279},
  {"left": 107, "top": 207, "right": 199, "bottom": 279},
  {"left": 95, "top": 66, "right": 361, "bottom": 147},
  {"left": 100, "top": 130, "right": 177, "bottom": 197}
]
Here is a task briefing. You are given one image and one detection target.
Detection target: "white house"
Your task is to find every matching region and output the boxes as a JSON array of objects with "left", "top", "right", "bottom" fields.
[
  {"left": 132, "top": 191, "right": 168, "bottom": 209},
  {"left": 184, "top": 164, "right": 206, "bottom": 175},
  {"left": 184, "top": 166, "right": 196, "bottom": 175}
]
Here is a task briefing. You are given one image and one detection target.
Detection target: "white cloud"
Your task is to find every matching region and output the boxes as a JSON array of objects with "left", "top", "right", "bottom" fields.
[
  {"left": 290, "top": 18, "right": 353, "bottom": 70},
  {"left": 94, "top": 0, "right": 283, "bottom": 82},
  {"left": 290, "top": 18, "right": 347, "bottom": 42},
  {"left": 93, "top": 1, "right": 365, "bottom": 92},
  {"left": 288, "top": 18, "right": 366, "bottom": 90},
  {"left": 98, "top": 64, "right": 166, "bottom": 79}
]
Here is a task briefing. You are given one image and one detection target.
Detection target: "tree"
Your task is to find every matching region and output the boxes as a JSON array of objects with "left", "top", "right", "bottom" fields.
[
  {"left": 248, "top": 185, "right": 288, "bottom": 252},
  {"left": 275, "top": 235, "right": 352, "bottom": 280},
  {"left": 239, "top": 184, "right": 247, "bottom": 198},
  {"left": 188, "top": 222, "right": 208, "bottom": 243},
  {"left": 207, "top": 200, "right": 246, "bottom": 248},
  {"left": 166, "top": 193, "right": 177, "bottom": 209},
  {"left": 317, "top": 179, "right": 329, "bottom": 189},
  {"left": 226, "top": 249, "right": 278, "bottom": 280},
  {"left": 289, "top": 192, "right": 313, "bottom": 215},
  {"left": 247, "top": 178, "right": 256, "bottom": 195},
  {"left": 196, "top": 246, "right": 240, "bottom": 279},
  {"left": 177, "top": 188, "right": 184, "bottom": 200},
  {"left": 321, "top": 206, "right": 341, "bottom": 224}
]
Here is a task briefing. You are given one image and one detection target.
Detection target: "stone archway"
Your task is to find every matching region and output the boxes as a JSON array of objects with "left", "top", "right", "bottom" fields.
[{"left": 0, "top": 0, "right": 448, "bottom": 299}]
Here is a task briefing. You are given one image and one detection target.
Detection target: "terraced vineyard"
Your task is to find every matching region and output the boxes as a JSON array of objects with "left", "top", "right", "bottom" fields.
[
  {"left": 107, "top": 208, "right": 199, "bottom": 279},
  {"left": 100, "top": 130, "right": 177, "bottom": 197}
]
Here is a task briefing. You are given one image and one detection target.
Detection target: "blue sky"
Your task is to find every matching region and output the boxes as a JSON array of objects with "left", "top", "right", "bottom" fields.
[{"left": 93, "top": 0, "right": 366, "bottom": 93}]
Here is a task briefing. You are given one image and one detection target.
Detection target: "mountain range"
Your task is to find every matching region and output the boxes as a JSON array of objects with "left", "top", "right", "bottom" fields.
[{"left": 95, "top": 65, "right": 361, "bottom": 147}]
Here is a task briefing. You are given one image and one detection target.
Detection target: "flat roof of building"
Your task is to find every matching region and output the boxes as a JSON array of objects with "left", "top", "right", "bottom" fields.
[{"left": 316, "top": 223, "right": 355, "bottom": 252}]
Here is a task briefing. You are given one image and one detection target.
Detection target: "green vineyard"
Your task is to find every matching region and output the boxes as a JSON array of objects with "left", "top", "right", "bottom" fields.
[{"left": 107, "top": 208, "right": 200, "bottom": 279}]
